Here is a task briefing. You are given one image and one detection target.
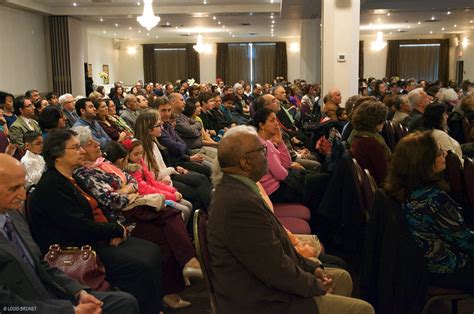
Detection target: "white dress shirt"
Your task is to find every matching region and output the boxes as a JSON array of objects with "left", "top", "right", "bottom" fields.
[{"left": 20, "top": 150, "right": 46, "bottom": 188}]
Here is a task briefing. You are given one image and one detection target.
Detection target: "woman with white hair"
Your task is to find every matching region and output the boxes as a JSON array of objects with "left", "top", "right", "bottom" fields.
[
  {"left": 233, "top": 83, "right": 251, "bottom": 119},
  {"left": 436, "top": 88, "right": 459, "bottom": 112}
]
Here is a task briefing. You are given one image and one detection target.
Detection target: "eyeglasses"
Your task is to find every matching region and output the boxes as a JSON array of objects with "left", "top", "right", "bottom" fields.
[
  {"left": 242, "top": 145, "right": 267, "bottom": 157},
  {"left": 151, "top": 122, "right": 163, "bottom": 129}
]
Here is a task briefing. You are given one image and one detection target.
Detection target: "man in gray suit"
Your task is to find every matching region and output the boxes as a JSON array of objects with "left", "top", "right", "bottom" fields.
[
  {"left": 207, "top": 126, "right": 374, "bottom": 314},
  {"left": 9, "top": 97, "right": 41, "bottom": 146},
  {"left": 0, "top": 154, "right": 139, "bottom": 314}
]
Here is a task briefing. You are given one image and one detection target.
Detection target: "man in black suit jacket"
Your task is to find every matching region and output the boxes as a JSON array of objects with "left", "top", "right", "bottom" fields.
[
  {"left": 0, "top": 154, "right": 138, "bottom": 314},
  {"left": 207, "top": 127, "right": 374, "bottom": 314}
]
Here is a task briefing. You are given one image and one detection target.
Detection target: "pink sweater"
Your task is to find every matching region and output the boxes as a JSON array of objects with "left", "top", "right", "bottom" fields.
[
  {"left": 258, "top": 137, "right": 292, "bottom": 196},
  {"left": 128, "top": 159, "right": 177, "bottom": 201}
]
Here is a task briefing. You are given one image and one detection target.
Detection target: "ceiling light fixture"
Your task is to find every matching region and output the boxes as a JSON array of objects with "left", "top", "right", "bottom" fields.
[
  {"left": 447, "top": 11, "right": 451, "bottom": 15},
  {"left": 115, "top": 23, "right": 119, "bottom": 27},
  {"left": 371, "top": 31, "right": 387, "bottom": 51},
  {"left": 418, "top": 21, "right": 421, "bottom": 24},
  {"left": 442, "top": 27, "right": 445, "bottom": 31},
  {"left": 213, "top": 16, "right": 216, "bottom": 20},
  {"left": 431, "top": 16, "right": 435, "bottom": 21},
  {"left": 454, "top": 24, "right": 457, "bottom": 27},
  {"left": 73, "top": 2, "right": 77, "bottom": 7},
  {"left": 430, "top": 30, "right": 433, "bottom": 34},
  {"left": 137, "top": 0, "right": 160, "bottom": 31},
  {"left": 462, "top": 37, "right": 469, "bottom": 48},
  {"left": 193, "top": 34, "right": 211, "bottom": 54},
  {"left": 387, "top": 13, "right": 391, "bottom": 16},
  {"left": 100, "top": 17, "right": 104, "bottom": 22}
]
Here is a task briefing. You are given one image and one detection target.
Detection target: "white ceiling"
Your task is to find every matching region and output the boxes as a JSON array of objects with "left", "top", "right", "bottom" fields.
[{"left": 2, "top": 0, "right": 474, "bottom": 40}]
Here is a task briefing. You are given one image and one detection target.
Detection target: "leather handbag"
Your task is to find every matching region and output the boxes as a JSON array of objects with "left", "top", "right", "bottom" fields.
[{"left": 44, "top": 244, "right": 110, "bottom": 291}]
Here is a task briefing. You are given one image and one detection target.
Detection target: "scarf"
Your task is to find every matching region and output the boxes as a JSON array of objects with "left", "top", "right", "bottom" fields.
[{"left": 347, "top": 129, "right": 391, "bottom": 158}]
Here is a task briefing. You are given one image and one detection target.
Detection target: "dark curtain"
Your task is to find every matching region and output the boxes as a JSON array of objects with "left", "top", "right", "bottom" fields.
[
  {"left": 399, "top": 45, "right": 439, "bottom": 82},
  {"left": 254, "top": 44, "right": 276, "bottom": 84},
  {"left": 185, "top": 44, "right": 200, "bottom": 81},
  {"left": 49, "top": 16, "right": 72, "bottom": 95},
  {"left": 153, "top": 47, "right": 186, "bottom": 83},
  {"left": 216, "top": 43, "right": 229, "bottom": 83},
  {"left": 438, "top": 39, "right": 449, "bottom": 85},
  {"left": 275, "top": 42, "right": 288, "bottom": 79},
  {"left": 385, "top": 40, "right": 400, "bottom": 79},
  {"left": 143, "top": 44, "right": 156, "bottom": 83},
  {"left": 228, "top": 44, "right": 250, "bottom": 83},
  {"left": 386, "top": 39, "right": 449, "bottom": 83},
  {"left": 359, "top": 41, "right": 364, "bottom": 79}
]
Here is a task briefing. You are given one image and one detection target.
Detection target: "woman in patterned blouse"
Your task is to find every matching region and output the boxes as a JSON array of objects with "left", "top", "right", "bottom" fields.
[{"left": 384, "top": 131, "right": 474, "bottom": 290}]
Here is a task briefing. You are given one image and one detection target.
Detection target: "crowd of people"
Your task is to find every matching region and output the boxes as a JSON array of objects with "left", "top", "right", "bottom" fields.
[{"left": 0, "top": 74, "right": 474, "bottom": 313}]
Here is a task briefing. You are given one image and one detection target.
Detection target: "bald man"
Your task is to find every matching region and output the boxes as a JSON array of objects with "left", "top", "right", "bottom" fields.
[
  {"left": 0, "top": 154, "right": 138, "bottom": 314},
  {"left": 322, "top": 88, "right": 342, "bottom": 120},
  {"left": 207, "top": 128, "right": 374, "bottom": 314}
]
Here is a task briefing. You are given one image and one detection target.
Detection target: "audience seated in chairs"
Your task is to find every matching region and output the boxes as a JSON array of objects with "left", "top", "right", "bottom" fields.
[
  {"left": 384, "top": 131, "right": 474, "bottom": 291},
  {"left": 134, "top": 110, "right": 212, "bottom": 212},
  {"left": 28, "top": 129, "right": 163, "bottom": 314},
  {"left": 0, "top": 154, "right": 140, "bottom": 314},
  {"left": 207, "top": 125, "right": 374, "bottom": 314},
  {"left": 347, "top": 99, "right": 391, "bottom": 186},
  {"left": 253, "top": 108, "right": 329, "bottom": 217},
  {"left": 9, "top": 96, "right": 41, "bottom": 147}
]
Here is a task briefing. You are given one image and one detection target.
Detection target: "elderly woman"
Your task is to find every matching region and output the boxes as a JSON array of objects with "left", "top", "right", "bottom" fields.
[
  {"left": 29, "top": 129, "right": 163, "bottom": 314},
  {"left": 71, "top": 127, "right": 200, "bottom": 308},
  {"left": 348, "top": 99, "right": 390, "bottom": 186},
  {"left": 105, "top": 98, "right": 134, "bottom": 136},
  {"left": 422, "top": 103, "right": 464, "bottom": 164},
  {"left": 384, "top": 131, "right": 474, "bottom": 290},
  {"left": 95, "top": 98, "right": 127, "bottom": 141}
]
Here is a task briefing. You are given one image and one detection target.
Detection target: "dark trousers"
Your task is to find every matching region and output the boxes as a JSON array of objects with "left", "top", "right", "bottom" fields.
[
  {"left": 124, "top": 206, "right": 196, "bottom": 295},
  {"left": 96, "top": 236, "right": 162, "bottom": 314},
  {"left": 176, "top": 161, "right": 212, "bottom": 178},
  {"left": 90, "top": 290, "right": 139, "bottom": 314},
  {"left": 172, "top": 171, "right": 212, "bottom": 210}
]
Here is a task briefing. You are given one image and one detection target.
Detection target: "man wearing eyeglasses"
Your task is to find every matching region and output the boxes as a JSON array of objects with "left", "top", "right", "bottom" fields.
[
  {"left": 207, "top": 126, "right": 374, "bottom": 314},
  {"left": 9, "top": 96, "right": 41, "bottom": 147}
]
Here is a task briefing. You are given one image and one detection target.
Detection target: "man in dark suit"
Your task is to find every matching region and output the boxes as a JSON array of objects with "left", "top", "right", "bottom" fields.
[
  {"left": 0, "top": 153, "right": 139, "bottom": 314},
  {"left": 207, "top": 126, "right": 374, "bottom": 314}
]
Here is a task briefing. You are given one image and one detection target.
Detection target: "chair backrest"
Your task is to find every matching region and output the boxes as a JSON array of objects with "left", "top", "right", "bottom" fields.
[
  {"left": 362, "top": 169, "right": 378, "bottom": 219},
  {"left": 464, "top": 158, "right": 474, "bottom": 208},
  {"left": 444, "top": 150, "right": 464, "bottom": 205},
  {"left": 351, "top": 157, "right": 366, "bottom": 212},
  {"left": 462, "top": 117, "right": 471, "bottom": 143},
  {"left": 23, "top": 185, "right": 36, "bottom": 229},
  {"left": 381, "top": 120, "right": 396, "bottom": 150},
  {"left": 193, "top": 209, "right": 217, "bottom": 314},
  {"left": 393, "top": 122, "right": 408, "bottom": 144}
]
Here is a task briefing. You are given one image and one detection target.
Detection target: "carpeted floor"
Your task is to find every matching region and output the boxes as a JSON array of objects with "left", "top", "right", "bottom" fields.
[{"left": 165, "top": 278, "right": 211, "bottom": 314}]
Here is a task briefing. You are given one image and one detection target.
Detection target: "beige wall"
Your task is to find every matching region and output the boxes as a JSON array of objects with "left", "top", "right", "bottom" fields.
[
  {"left": 0, "top": 5, "right": 50, "bottom": 95},
  {"left": 86, "top": 33, "right": 120, "bottom": 92}
]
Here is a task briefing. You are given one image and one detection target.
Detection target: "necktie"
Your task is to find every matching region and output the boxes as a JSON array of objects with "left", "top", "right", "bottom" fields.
[{"left": 3, "top": 216, "right": 35, "bottom": 270}]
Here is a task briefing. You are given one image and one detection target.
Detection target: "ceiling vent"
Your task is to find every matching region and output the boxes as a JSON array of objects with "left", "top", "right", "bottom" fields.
[
  {"left": 90, "top": 0, "right": 113, "bottom": 3},
  {"left": 240, "top": 23, "right": 252, "bottom": 26},
  {"left": 248, "top": 32, "right": 257, "bottom": 36},
  {"left": 424, "top": 19, "right": 440, "bottom": 23}
]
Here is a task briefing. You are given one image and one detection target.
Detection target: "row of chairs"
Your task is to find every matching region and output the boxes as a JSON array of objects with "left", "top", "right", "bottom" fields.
[
  {"left": 382, "top": 120, "right": 409, "bottom": 151},
  {"left": 444, "top": 152, "right": 474, "bottom": 210}
]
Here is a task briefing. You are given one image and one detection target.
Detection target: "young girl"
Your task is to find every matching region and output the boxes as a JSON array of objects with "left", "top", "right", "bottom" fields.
[{"left": 122, "top": 138, "right": 193, "bottom": 224}]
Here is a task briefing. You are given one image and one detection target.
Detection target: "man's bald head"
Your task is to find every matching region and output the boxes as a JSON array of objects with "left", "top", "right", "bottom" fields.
[
  {"left": 168, "top": 93, "right": 185, "bottom": 113},
  {"left": 219, "top": 131, "right": 257, "bottom": 169},
  {"left": 255, "top": 94, "right": 280, "bottom": 112},
  {"left": 328, "top": 88, "right": 342, "bottom": 105},
  {"left": 0, "top": 154, "right": 27, "bottom": 212}
]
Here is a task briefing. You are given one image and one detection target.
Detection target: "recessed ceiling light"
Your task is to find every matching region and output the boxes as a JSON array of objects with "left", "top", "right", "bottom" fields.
[
  {"left": 115, "top": 23, "right": 119, "bottom": 27},
  {"left": 418, "top": 21, "right": 421, "bottom": 24},
  {"left": 271, "top": 15, "right": 274, "bottom": 19},
  {"left": 442, "top": 27, "right": 445, "bottom": 31},
  {"left": 166, "top": 22, "right": 170, "bottom": 26},
  {"left": 218, "top": 21, "right": 221, "bottom": 25},
  {"left": 203, "top": 0, "right": 207, "bottom": 4},
  {"left": 138, "top": 30, "right": 141, "bottom": 33},
  {"left": 407, "top": 25, "right": 410, "bottom": 29},
  {"left": 100, "top": 17, "right": 103, "bottom": 22},
  {"left": 103, "top": 30, "right": 106, "bottom": 34},
  {"left": 454, "top": 24, "right": 457, "bottom": 27},
  {"left": 175, "top": 26, "right": 178, "bottom": 29},
  {"left": 272, "top": 20, "right": 275, "bottom": 24},
  {"left": 397, "top": 28, "right": 401, "bottom": 32},
  {"left": 389, "top": 32, "right": 392, "bottom": 35},
  {"left": 431, "top": 16, "right": 435, "bottom": 21},
  {"left": 271, "top": 0, "right": 274, "bottom": 3},
  {"left": 430, "top": 30, "right": 433, "bottom": 34},
  {"left": 271, "top": 34, "right": 274, "bottom": 37},
  {"left": 447, "top": 11, "right": 451, "bottom": 15},
  {"left": 129, "top": 26, "right": 132, "bottom": 30},
  {"left": 471, "top": 20, "right": 474, "bottom": 23},
  {"left": 387, "top": 13, "right": 391, "bottom": 16},
  {"left": 72, "top": 2, "right": 77, "bottom": 7},
  {"left": 213, "top": 16, "right": 216, "bottom": 20},
  {"left": 137, "top": 2, "right": 140, "bottom": 5}
]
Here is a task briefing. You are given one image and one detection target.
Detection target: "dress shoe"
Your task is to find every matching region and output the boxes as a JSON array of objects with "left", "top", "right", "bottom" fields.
[
  {"left": 163, "top": 295, "right": 191, "bottom": 309},
  {"left": 183, "top": 258, "right": 203, "bottom": 286}
]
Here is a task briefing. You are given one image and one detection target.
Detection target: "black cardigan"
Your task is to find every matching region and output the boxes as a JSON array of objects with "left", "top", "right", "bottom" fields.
[{"left": 29, "top": 168, "right": 123, "bottom": 254}]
